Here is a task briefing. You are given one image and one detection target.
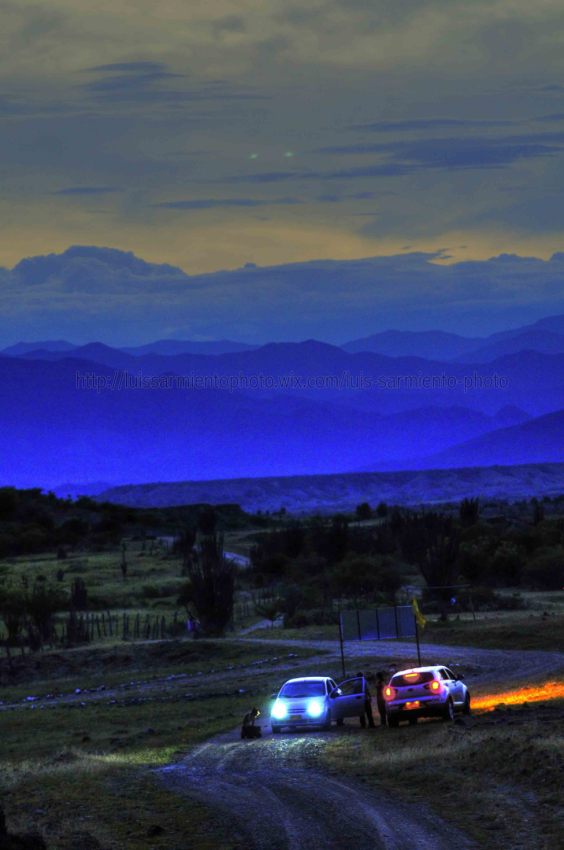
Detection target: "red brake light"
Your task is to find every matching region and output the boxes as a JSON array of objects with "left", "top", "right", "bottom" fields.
[
  {"left": 431, "top": 680, "right": 440, "bottom": 691},
  {"left": 384, "top": 686, "right": 395, "bottom": 700}
]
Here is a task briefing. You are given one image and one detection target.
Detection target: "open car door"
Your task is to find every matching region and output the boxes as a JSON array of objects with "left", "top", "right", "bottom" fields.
[{"left": 330, "top": 677, "right": 365, "bottom": 721}]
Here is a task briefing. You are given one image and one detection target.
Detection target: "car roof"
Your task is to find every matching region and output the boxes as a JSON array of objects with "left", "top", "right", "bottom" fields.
[
  {"left": 282, "top": 676, "right": 331, "bottom": 684},
  {"left": 393, "top": 666, "right": 447, "bottom": 676}
]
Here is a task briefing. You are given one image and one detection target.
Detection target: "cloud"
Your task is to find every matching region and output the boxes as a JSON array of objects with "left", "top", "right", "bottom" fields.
[
  {"left": 3, "top": 0, "right": 564, "bottom": 276},
  {"left": 2, "top": 245, "right": 564, "bottom": 346},
  {"left": 535, "top": 113, "right": 564, "bottom": 123},
  {"left": 154, "top": 196, "right": 302, "bottom": 210},
  {"left": 348, "top": 118, "right": 514, "bottom": 133},
  {"left": 86, "top": 61, "right": 172, "bottom": 74},
  {"left": 80, "top": 60, "right": 267, "bottom": 107},
  {"left": 53, "top": 186, "right": 122, "bottom": 196}
]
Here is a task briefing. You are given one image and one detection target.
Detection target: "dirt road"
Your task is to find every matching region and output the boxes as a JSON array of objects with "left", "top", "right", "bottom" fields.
[{"left": 160, "top": 727, "right": 476, "bottom": 850}]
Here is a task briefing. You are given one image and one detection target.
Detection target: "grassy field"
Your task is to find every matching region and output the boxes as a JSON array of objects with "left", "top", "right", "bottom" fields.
[
  {"left": 0, "top": 542, "right": 185, "bottom": 617},
  {"left": 320, "top": 701, "right": 564, "bottom": 850},
  {"left": 0, "top": 641, "right": 322, "bottom": 849},
  {"left": 249, "top": 594, "right": 564, "bottom": 653}
]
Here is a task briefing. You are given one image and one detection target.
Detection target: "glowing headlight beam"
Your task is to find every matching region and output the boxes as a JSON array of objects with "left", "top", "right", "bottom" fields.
[
  {"left": 306, "top": 698, "right": 324, "bottom": 718},
  {"left": 271, "top": 699, "right": 288, "bottom": 720}
]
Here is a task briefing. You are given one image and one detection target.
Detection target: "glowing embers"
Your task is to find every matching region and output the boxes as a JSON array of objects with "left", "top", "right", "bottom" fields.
[{"left": 473, "top": 680, "right": 564, "bottom": 711}]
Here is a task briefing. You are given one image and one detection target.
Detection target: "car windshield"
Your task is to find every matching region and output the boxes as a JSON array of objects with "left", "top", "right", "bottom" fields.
[
  {"left": 280, "top": 681, "right": 326, "bottom": 698},
  {"left": 391, "top": 671, "right": 435, "bottom": 687}
]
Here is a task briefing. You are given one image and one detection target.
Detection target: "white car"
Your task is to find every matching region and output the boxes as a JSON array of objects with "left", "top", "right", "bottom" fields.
[
  {"left": 270, "top": 676, "right": 369, "bottom": 732},
  {"left": 384, "top": 665, "right": 470, "bottom": 726}
]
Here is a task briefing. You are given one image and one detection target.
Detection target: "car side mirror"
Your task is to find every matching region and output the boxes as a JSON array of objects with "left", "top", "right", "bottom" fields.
[
  {"left": 330, "top": 688, "right": 341, "bottom": 699},
  {"left": 270, "top": 692, "right": 278, "bottom": 700}
]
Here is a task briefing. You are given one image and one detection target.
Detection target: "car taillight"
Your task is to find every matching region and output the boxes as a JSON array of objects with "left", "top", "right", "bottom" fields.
[
  {"left": 384, "top": 686, "right": 395, "bottom": 700},
  {"left": 431, "top": 680, "right": 440, "bottom": 691}
]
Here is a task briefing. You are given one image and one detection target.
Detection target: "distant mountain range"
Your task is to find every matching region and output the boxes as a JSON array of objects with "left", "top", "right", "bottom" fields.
[
  {"left": 96, "top": 463, "right": 564, "bottom": 513},
  {"left": 4, "top": 312, "right": 564, "bottom": 364},
  {"left": 342, "top": 314, "right": 564, "bottom": 361},
  {"left": 1, "top": 326, "right": 564, "bottom": 492},
  {"left": 1, "top": 338, "right": 256, "bottom": 358}
]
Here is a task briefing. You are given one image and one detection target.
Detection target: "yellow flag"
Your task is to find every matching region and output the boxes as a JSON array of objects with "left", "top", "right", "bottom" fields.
[{"left": 412, "top": 597, "right": 426, "bottom": 630}]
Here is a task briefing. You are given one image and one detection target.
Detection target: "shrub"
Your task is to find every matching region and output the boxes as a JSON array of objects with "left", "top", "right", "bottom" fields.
[
  {"left": 522, "top": 548, "right": 564, "bottom": 590},
  {"left": 284, "top": 608, "right": 339, "bottom": 628}
]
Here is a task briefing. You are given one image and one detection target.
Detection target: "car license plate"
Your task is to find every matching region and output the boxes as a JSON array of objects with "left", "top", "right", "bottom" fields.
[{"left": 290, "top": 714, "right": 301, "bottom": 721}]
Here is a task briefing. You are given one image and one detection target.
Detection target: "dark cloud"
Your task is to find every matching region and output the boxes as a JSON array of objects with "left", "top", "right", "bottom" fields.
[
  {"left": 211, "top": 15, "right": 246, "bottom": 34},
  {"left": 155, "top": 197, "right": 302, "bottom": 210},
  {"left": 349, "top": 118, "right": 514, "bottom": 133},
  {"left": 53, "top": 186, "right": 122, "bottom": 196},
  {"left": 86, "top": 61, "right": 171, "bottom": 74},
  {"left": 316, "top": 132, "right": 564, "bottom": 171},
  {"left": 225, "top": 163, "right": 412, "bottom": 184},
  {"left": 535, "top": 113, "right": 564, "bottom": 123},
  {"left": 316, "top": 190, "right": 377, "bottom": 202},
  {"left": 81, "top": 61, "right": 267, "bottom": 106}
]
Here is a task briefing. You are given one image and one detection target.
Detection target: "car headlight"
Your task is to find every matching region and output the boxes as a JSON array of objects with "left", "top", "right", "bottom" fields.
[
  {"left": 271, "top": 699, "right": 288, "bottom": 720},
  {"left": 306, "top": 698, "right": 324, "bottom": 718}
]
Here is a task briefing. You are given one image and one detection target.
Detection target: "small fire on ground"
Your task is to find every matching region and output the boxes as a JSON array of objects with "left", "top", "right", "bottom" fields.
[{"left": 472, "top": 680, "right": 564, "bottom": 711}]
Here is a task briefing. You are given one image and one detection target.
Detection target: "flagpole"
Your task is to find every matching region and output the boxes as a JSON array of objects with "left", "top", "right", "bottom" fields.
[{"left": 338, "top": 609, "right": 346, "bottom": 679}]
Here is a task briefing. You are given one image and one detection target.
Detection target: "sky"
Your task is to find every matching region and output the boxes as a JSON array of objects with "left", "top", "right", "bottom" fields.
[{"left": 1, "top": 0, "right": 564, "bottom": 342}]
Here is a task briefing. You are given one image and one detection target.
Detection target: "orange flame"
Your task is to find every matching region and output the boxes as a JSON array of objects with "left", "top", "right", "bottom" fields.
[{"left": 472, "top": 680, "right": 564, "bottom": 712}]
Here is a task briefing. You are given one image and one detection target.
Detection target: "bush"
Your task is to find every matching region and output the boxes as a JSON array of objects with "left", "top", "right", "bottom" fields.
[
  {"left": 284, "top": 608, "right": 339, "bottom": 628},
  {"left": 522, "top": 549, "right": 564, "bottom": 590}
]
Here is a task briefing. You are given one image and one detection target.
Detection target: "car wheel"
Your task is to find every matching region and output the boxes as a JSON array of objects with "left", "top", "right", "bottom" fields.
[
  {"left": 388, "top": 715, "right": 399, "bottom": 728},
  {"left": 271, "top": 725, "right": 281, "bottom": 734},
  {"left": 322, "top": 710, "right": 332, "bottom": 731},
  {"left": 408, "top": 716, "right": 418, "bottom": 725},
  {"left": 336, "top": 718, "right": 344, "bottom": 727},
  {"left": 463, "top": 693, "right": 471, "bottom": 715},
  {"left": 442, "top": 698, "right": 454, "bottom": 722}
]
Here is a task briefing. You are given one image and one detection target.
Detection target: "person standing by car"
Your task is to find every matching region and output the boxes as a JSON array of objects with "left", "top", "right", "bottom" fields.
[
  {"left": 375, "top": 671, "right": 388, "bottom": 727},
  {"left": 355, "top": 672, "right": 376, "bottom": 728}
]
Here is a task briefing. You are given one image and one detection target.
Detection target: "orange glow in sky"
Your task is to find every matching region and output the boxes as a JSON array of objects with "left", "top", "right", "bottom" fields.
[{"left": 472, "top": 681, "right": 564, "bottom": 712}]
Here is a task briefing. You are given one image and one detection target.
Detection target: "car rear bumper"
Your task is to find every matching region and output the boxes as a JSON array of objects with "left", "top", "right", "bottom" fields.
[{"left": 387, "top": 697, "right": 446, "bottom": 718}]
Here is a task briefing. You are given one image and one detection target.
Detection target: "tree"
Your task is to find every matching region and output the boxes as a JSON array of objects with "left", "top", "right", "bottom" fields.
[
  {"left": 70, "top": 577, "right": 88, "bottom": 610},
  {"left": 0, "top": 586, "right": 26, "bottom": 666},
  {"left": 255, "top": 598, "right": 282, "bottom": 628},
  {"left": 186, "top": 530, "right": 234, "bottom": 635},
  {"left": 531, "top": 498, "right": 545, "bottom": 526},
  {"left": 459, "top": 498, "right": 480, "bottom": 527},
  {"left": 355, "top": 502, "right": 372, "bottom": 521},
  {"left": 400, "top": 512, "right": 461, "bottom": 619},
  {"left": 26, "top": 578, "right": 65, "bottom": 646},
  {"left": 120, "top": 540, "right": 128, "bottom": 580}
]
